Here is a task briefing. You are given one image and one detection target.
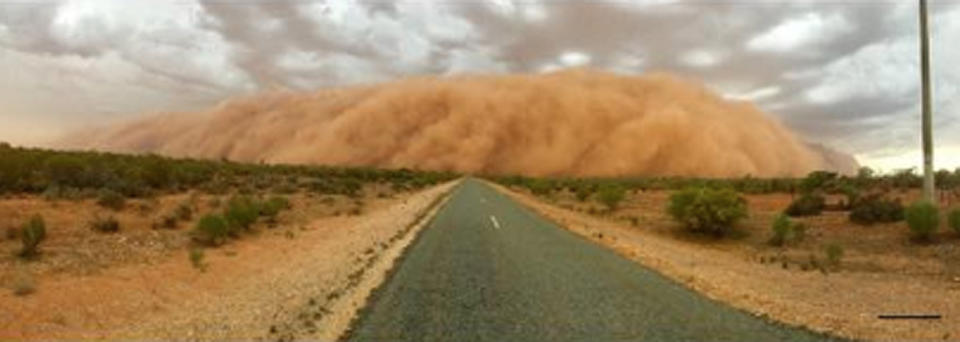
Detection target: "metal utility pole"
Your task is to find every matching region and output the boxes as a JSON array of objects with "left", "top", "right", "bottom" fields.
[{"left": 919, "top": 0, "right": 935, "bottom": 204}]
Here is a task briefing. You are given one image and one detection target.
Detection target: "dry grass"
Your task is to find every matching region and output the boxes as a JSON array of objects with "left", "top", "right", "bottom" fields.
[
  {"left": 0, "top": 181, "right": 444, "bottom": 340},
  {"left": 504, "top": 184, "right": 960, "bottom": 341},
  {"left": 0, "top": 184, "right": 402, "bottom": 280},
  {"left": 542, "top": 187, "right": 960, "bottom": 278}
]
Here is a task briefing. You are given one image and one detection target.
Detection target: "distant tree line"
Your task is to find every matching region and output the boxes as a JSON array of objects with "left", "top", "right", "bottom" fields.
[{"left": 0, "top": 143, "right": 458, "bottom": 197}]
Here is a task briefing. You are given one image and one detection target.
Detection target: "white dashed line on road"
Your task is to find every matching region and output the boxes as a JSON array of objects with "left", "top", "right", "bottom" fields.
[{"left": 489, "top": 215, "right": 500, "bottom": 230}]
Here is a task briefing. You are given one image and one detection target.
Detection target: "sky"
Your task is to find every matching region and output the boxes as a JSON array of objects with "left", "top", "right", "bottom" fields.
[{"left": 1, "top": 0, "right": 958, "bottom": 173}]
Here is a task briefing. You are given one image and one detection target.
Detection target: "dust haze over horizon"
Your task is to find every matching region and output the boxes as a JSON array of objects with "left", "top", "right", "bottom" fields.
[
  {"left": 65, "top": 70, "right": 857, "bottom": 178},
  {"left": 2, "top": 0, "right": 960, "bottom": 172}
]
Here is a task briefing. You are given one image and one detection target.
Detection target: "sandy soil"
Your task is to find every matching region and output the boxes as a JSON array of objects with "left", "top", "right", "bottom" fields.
[
  {"left": 494, "top": 183, "right": 960, "bottom": 342},
  {"left": 0, "top": 181, "right": 457, "bottom": 340}
]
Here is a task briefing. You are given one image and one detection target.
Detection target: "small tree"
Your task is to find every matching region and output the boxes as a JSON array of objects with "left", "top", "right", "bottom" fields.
[
  {"left": 668, "top": 187, "right": 747, "bottom": 237},
  {"left": 905, "top": 201, "right": 939, "bottom": 242}
]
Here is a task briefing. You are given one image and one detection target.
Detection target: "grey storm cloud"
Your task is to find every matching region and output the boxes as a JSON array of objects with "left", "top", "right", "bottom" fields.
[{"left": 1, "top": 0, "right": 959, "bottom": 169}]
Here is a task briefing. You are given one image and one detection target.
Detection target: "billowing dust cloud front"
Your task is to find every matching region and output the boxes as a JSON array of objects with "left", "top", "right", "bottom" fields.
[{"left": 69, "top": 69, "right": 858, "bottom": 178}]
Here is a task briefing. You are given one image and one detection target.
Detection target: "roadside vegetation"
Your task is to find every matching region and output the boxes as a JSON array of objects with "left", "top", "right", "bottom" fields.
[
  {"left": 0, "top": 144, "right": 458, "bottom": 295},
  {"left": 492, "top": 166, "right": 960, "bottom": 277}
]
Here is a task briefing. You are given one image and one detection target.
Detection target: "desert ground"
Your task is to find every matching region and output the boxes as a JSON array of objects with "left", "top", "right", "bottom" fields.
[
  {"left": 0, "top": 172, "right": 457, "bottom": 340},
  {"left": 3, "top": 148, "right": 958, "bottom": 341},
  {"left": 498, "top": 183, "right": 960, "bottom": 341}
]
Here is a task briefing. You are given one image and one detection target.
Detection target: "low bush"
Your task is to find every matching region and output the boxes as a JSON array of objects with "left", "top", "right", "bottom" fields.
[
  {"left": 825, "top": 243, "right": 844, "bottom": 266},
  {"left": 597, "top": 184, "right": 626, "bottom": 211},
  {"left": 261, "top": 196, "right": 291, "bottom": 218},
  {"left": 175, "top": 203, "right": 193, "bottom": 221},
  {"left": 89, "top": 215, "right": 120, "bottom": 233},
  {"left": 849, "top": 195, "right": 904, "bottom": 225},
  {"left": 19, "top": 215, "right": 46, "bottom": 258},
  {"left": 527, "top": 179, "right": 553, "bottom": 196},
  {"left": 189, "top": 247, "right": 206, "bottom": 272},
  {"left": 905, "top": 201, "right": 939, "bottom": 242},
  {"left": 42, "top": 185, "right": 87, "bottom": 201},
  {"left": 768, "top": 214, "right": 792, "bottom": 247},
  {"left": 192, "top": 214, "right": 229, "bottom": 246},
  {"left": 948, "top": 208, "right": 960, "bottom": 235},
  {"left": 574, "top": 186, "right": 593, "bottom": 202},
  {"left": 155, "top": 214, "right": 178, "bottom": 230},
  {"left": 668, "top": 187, "right": 747, "bottom": 237},
  {"left": 96, "top": 189, "right": 126, "bottom": 210},
  {"left": 784, "top": 193, "right": 825, "bottom": 217},
  {"left": 224, "top": 195, "right": 260, "bottom": 232}
]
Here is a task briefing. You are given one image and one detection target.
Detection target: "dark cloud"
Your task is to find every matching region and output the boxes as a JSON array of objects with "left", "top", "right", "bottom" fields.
[{"left": 1, "top": 0, "right": 958, "bottom": 168}]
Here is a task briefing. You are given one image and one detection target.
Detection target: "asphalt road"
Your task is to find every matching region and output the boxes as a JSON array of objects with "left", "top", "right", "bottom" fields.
[{"left": 345, "top": 179, "right": 838, "bottom": 341}]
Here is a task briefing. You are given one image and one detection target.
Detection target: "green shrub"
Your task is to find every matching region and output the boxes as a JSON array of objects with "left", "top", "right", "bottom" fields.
[
  {"left": 825, "top": 243, "right": 844, "bottom": 266},
  {"left": 96, "top": 189, "right": 126, "bottom": 210},
  {"left": 849, "top": 195, "right": 904, "bottom": 225},
  {"left": 192, "top": 214, "right": 229, "bottom": 246},
  {"left": 19, "top": 215, "right": 46, "bottom": 257},
  {"left": 89, "top": 215, "right": 120, "bottom": 233},
  {"left": 667, "top": 187, "right": 747, "bottom": 237},
  {"left": 905, "top": 201, "right": 939, "bottom": 242},
  {"left": 527, "top": 179, "right": 552, "bottom": 196},
  {"left": 597, "top": 184, "right": 626, "bottom": 211},
  {"left": 948, "top": 208, "right": 960, "bottom": 235},
  {"left": 261, "top": 196, "right": 291, "bottom": 218},
  {"left": 574, "top": 186, "right": 593, "bottom": 202},
  {"left": 784, "top": 193, "right": 825, "bottom": 217},
  {"left": 224, "top": 195, "right": 260, "bottom": 232},
  {"left": 768, "top": 214, "right": 792, "bottom": 247}
]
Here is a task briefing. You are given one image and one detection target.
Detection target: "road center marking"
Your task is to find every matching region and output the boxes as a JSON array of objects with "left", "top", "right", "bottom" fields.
[{"left": 489, "top": 215, "right": 500, "bottom": 230}]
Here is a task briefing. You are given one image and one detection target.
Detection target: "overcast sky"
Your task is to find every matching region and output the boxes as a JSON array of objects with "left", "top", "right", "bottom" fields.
[{"left": 1, "top": 0, "right": 958, "bottom": 172}]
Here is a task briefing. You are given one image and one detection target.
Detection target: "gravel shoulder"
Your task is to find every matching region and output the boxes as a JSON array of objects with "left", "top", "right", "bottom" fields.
[
  {"left": 0, "top": 181, "right": 458, "bottom": 340},
  {"left": 492, "top": 182, "right": 959, "bottom": 342}
]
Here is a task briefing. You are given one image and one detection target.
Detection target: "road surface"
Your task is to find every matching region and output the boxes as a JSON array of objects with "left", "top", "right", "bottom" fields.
[{"left": 345, "top": 179, "right": 838, "bottom": 341}]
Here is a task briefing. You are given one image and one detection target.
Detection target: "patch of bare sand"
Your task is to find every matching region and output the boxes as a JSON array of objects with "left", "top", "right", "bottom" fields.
[
  {"left": 491, "top": 183, "right": 959, "bottom": 342},
  {"left": 0, "top": 181, "right": 458, "bottom": 340}
]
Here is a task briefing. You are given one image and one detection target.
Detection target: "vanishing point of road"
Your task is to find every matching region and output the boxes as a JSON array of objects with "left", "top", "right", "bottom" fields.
[{"left": 345, "top": 179, "right": 839, "bottom": 341}]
